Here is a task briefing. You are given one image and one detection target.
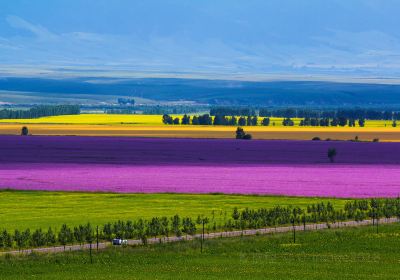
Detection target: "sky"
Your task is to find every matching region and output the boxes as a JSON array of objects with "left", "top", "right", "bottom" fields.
[{"left": 0, "top": 0, "right": 400, "bottom": 81}]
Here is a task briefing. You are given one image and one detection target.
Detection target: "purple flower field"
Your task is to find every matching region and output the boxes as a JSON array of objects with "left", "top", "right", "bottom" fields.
[
  {"left": 1, "top": 163, "right": 399, "bottom": 198},
  {"left": 0, "top": 136, "right": 399, "bottom": 198}
]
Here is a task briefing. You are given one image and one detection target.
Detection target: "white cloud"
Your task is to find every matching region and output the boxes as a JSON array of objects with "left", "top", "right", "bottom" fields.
[
  {"left": 2, "top": 15, "right": 400, "bottom": 79},
  {"left": 6, "top": 15, "right": 57, "bottom": 41}
]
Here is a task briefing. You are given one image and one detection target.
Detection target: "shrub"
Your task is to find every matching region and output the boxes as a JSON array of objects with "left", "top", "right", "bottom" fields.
[
  {"left": 327, "top": 148, "right": 337, "bottom": 163},
  {"left": 21, "top": 126, "right": 29, "bottom": 136},
  {"left": 312, "top": 137, "right": 321, "bottom": 141},
  {"left": 236, "top": 127, "right": 246, "bottom": 139}
]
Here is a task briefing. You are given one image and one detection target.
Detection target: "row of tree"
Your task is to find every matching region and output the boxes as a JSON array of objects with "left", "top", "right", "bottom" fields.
[
  {"left": 1, "top": 198, "right": 399, "bottom": 251},
  {"left": 210, "top": 107, "right": 400, "bottom": 120},
  {"left": 258, "top": 108, "right": 400, "bottom": 120},
  {"left": 0, "top": 105, "right": 80, "bottom": 119},
  {"left": 304, "top": 117, "right": 367, "bottom": 127},
  {"left": 163, "top": 114, "right": 397, "bottom": 127},
  {"left": 295, "top": 117, "right": 395, "bottom": 127},
  {"left": 162, "top": 114, "right": 271, "bottom": 126},
  {"left": 0, "top": 215, "right": 197, "bottom": 251}
]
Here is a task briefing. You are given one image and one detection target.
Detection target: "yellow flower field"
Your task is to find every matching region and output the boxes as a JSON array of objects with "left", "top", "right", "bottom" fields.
[
  {"left": 0, "top": 114, "right": 399, "bottom": 141},
  {"left": 0, "top": 113, "right": 395, "bottom": 127},
  {"left": 0, "top": 114, "right": 166, "bottom": 125}
]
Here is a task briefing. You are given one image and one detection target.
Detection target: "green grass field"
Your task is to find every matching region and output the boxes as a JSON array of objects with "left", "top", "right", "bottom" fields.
[
  {"left": 0, "top": 190, "right": 348, "bottom": 231},
  {"left": 1, "top": 223, "right": 399, "bottom": 279}
]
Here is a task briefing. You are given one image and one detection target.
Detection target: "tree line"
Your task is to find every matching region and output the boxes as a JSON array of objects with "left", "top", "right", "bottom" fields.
[
  {"left": 208, "top": 107, "right": 400, "bottom": 120},
  {"left": 163, "top": 114, "right": 383, "bottom": 127},
  {"left": 1, "top": 198, "right": 399, "bottom": 251},
  {"left": 293, "top": 117, "right": 395, "bottom": 127},
  {"left": 259, "top": 108, "right": 400, "bottom": 120},
  {"left": 294, "top": 117, "right": 365, "bottom": 127},
  {"left": 0, "top": 105, "right": 80, "bottom": 119},
  {"left": 162, "top": 114, "right": 270, "bottom": 126},
  {"left": 163, "top": 113, "right": 400, "bottom": 127}
]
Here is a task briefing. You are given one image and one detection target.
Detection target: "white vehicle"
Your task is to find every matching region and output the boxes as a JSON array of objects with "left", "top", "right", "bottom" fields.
[{"left": 112, "top": 238, "right": 128, "bottom": 245}]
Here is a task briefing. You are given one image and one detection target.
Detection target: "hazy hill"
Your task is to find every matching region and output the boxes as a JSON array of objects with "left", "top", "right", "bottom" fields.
[{"left": 1, "top": 77, "right": 400, "bottom": 107}]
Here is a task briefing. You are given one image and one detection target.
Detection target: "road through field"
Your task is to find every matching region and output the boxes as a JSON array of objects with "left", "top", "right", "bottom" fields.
[{"left": 2, "top": 217, "right": 397, "bottom": 256}]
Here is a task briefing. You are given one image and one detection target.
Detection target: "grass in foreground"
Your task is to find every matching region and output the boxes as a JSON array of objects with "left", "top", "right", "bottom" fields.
[
  {"left": 1, "top": 223, "right": 399, "bottom": 279},
  {"left": 0, "top": 190, "right": 348, "bottom": 230}
]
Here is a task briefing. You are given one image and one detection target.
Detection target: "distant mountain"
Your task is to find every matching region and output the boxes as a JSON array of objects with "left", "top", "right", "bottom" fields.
[
  {"left": 2, "top": 2, "right": 400, "bottom": 78},
  {"left": 1, "top": 77, "right": 400, "bottom": 107}
]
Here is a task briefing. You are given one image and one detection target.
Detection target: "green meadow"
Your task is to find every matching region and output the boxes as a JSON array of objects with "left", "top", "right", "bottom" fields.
[
  {"left": 0, "top": 190, "right": 348, "bottom": 230},
  {"left": 1, "top": 223, "right": 399, "bottom": 279}
]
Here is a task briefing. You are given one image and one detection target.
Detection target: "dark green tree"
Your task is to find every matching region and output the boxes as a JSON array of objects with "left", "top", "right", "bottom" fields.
[
  {"left": 14, "top": 229, "right": 30, "bottom": 251},
  {"left": 85, "top": 223, "right": 95, "bottom": 264},
  {"left": 191, "top": 116, "right": 199, "bottom": 125},
  {"left": 328, "top": 148, "right": 337, "bottom": 163},
  {"left": 238, "top": 117, "right": 246, "bottom": 126},
  {"left": 148, "top": 217, "right": 162, "bottom": 241},
  {"left": 58, "top": 224, "right": 73, "bottom": 250},
  {"left": 46, "top": 227, "right": 57, "bottom": 246},
  {"left": 21, "top": 126, "right": 29, "bottom": 136},
  {"left": 261, "top": 117, "right": 270, "bottom": 126},
  {"left": 160, "top": 217, "right": 170, "bottom": 240},
  {"left": 0, "top": 230, "right": 12, "bottom": 249},
  {"left": 171, "top": 215, "right": 181, "bottom": 237},
  {"left": 32, "top": 228, "right": 46, "bottom": 247},
  {"left": 196, "top": 215, "right": 209, "bottom": 253},
  {"left": 74, "top": 225, "right": 86, "bottom": 246},
  {"left": 182, "top": 217, "right": 196, "bottom": 239},
  {"left": 236, "top": 127, "right": 246, "bottom": 139},
  {"left": 181, "top": 114, "right": 190, "bottom": 125},
  {"left": 162, "top": 114, "right": 173, "bottom": 124}
]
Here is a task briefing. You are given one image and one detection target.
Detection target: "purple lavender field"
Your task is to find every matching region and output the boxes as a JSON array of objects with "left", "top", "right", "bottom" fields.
[{"left": 1, "top": 135, "right": 400, "bottom": 198}]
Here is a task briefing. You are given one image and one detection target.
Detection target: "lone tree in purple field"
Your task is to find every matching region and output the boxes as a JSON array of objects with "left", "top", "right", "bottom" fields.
[
  {"left": 21, "top": 126, "right": 29, "bottom": 136},
  {"left": 328, "top": 148, "right": 337, "bottom": 163}
]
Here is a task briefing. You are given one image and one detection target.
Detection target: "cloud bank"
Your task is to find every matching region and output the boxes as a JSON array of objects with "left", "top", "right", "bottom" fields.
[{"left": 0, "top": 0, "right": 400, "bottom": 81}]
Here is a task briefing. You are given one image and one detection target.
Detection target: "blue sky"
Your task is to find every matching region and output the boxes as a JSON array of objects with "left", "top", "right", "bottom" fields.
[{"left": 1, "top": 0, "right": 400, "bottom": 81}]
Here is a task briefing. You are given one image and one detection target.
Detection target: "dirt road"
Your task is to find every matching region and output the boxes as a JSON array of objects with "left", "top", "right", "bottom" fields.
[{"left": 1, "top": 217, "right": 397, "bottom": 256}]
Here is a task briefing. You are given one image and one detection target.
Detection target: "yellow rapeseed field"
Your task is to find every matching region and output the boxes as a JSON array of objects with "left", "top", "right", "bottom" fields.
[
  {"left": 0, "top": 114, "right": 399, "bottom": 141},
  {"left": 0, "top": 114, "right": 166, "bottom": 125},
  {"left": 0, "top": 114, "right": 395, "bottom": 127}
]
